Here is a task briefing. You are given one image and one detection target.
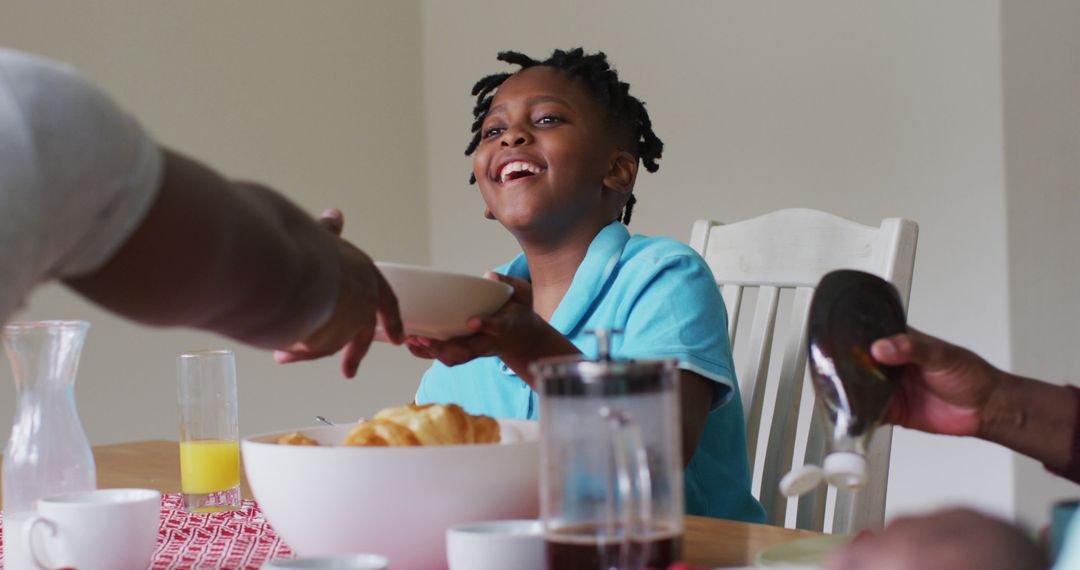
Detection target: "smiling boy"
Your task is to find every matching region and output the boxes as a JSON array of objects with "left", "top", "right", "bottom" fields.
[{"left": 409, "top": 49, "right": 764, "bottom": 523}]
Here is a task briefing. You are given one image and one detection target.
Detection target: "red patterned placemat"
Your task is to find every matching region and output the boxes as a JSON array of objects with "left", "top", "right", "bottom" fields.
[
  {"left": 153, "top": 493, "right": 294, "bottom": 569},
  {"left": 1, "top": 493, "right": 294, "bottom": 569}
]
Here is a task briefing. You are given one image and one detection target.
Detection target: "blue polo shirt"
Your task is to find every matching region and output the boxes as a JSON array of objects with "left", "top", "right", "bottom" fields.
[{"left": 416, "top": 222, "right": 765, "bottom": 523}]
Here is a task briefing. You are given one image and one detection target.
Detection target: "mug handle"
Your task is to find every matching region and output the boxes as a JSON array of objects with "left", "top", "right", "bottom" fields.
[
  {"left": 601, "top": 407, "right": 653, "bottom": 570},
  {"left": 22, "top": 514, "right": 59, "bottom": 570}
]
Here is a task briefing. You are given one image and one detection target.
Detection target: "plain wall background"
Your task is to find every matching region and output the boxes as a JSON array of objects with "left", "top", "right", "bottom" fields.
[
  {"left": 1, "top": 0, "right": 1077, "bottom": 527},
  {"left": 1001, "top": 0, "right": 1080, "bottom": 528},
  {"left": 0, "top": 1, "right": 432, "bottom": 444}
]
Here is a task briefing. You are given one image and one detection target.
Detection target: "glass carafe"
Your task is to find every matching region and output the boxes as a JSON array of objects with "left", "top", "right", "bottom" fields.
[
  {"left": 2, "top": 320, "right": 96, "bottom": 570},
  {"left": 532, "top": 332, "right": 684, "bottom": 570}
]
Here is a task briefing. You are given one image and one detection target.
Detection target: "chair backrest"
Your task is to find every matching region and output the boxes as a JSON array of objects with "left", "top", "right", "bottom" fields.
[{"left": 689, "top": 208, "right": 918, "bottom": 534}]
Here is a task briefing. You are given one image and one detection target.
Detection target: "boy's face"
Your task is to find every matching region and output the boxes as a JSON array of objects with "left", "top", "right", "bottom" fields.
[{"left": 473, "top": 66, "right": 633, "bottom": 241}]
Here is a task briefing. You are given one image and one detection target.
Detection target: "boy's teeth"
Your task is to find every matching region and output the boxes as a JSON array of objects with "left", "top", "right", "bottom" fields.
[{"left": 499, "top": 161, "right": 541, "bottom": 183}]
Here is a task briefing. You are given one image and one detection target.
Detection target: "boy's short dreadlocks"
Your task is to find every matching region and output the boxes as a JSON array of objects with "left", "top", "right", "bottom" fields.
[{"left": 465, "top": 48, "right": 663, "bottom": 225}]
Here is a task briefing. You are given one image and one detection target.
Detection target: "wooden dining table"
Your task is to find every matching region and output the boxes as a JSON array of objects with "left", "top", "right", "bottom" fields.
[{"left": 2, "top": 440, "right": 822, "bottom": 568}]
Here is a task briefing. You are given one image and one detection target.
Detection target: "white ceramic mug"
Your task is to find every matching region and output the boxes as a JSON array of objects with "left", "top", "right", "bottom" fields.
[
  {"left": 22, "top": 488, "right": 161, "bottom": 570},
  {"left": 446, "top": 519, "right": 545, "bottom": 570}
]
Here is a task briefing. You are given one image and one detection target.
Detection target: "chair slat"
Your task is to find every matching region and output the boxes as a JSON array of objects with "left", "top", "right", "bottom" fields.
[
  {"left": 834, "top": 425, "right": 894, "bottom": 532},
  {"left": 721, "top": 284, "right": 743, "bottom": 344},
  {"left": 740, "top": 286, "right": 779, "bottom": 476},
  {"left": 757, "top": 287, "right": 813, "bottom": 526},
  {"left": 797, "top": 396, "right": 829, "bottom": 531}
]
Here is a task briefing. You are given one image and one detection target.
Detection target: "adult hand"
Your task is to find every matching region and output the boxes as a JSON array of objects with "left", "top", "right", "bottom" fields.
[
  {"left": 274, "top": 208, "right": 404, "bottom": 378},
  {"left": 823, "top": 508, "right": 1046, "bottom": 570},
  {"left": 872, "top": 328, "right": 1006, "bottom": 437},
  {"left": 405, "top": 272, "right": 541, "bottom": 367}
]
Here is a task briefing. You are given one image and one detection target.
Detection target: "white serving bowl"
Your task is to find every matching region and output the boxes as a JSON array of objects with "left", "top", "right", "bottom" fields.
[
  {"left": 374, "top": 262, "right": 513, "bottom": 340},
  {"left": 243, "top": 420, "right": 539, "bottom": 569}
]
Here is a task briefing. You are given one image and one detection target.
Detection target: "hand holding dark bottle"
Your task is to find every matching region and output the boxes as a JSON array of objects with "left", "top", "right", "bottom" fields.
[
  {"left": 871, "top": 327, "right": 1077, "bottom": 474},
  {"left": 870, "top": 328, "right": 1005, "bottom": 438}
]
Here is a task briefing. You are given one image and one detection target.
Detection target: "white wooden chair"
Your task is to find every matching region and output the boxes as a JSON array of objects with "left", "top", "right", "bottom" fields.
[{"left": 689, "top": 208, "right": 918, "bottom": 534}]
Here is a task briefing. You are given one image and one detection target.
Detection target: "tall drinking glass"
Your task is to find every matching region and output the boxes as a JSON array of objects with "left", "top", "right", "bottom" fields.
[{"left": 176, "top": 349, "right": 241, "bottom": 512}]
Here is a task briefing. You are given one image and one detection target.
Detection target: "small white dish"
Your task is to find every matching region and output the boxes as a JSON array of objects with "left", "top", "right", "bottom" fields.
[
  {"left": 446, "top": 519, "right": 544, "bottom": 570},
  {"left": 374, "top": 262, "right": 513, "bottom": 341},
  {"left": 261, "top": 554, "right": 389, "bottom": 569}
]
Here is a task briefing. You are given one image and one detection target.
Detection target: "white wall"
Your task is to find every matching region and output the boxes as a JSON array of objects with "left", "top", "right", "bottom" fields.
[
  {"left": 0, "top": 1, "right": 431, "bottom": 444},
  {"left": 1001, "top": 0, "right": 1080, "bottom": 529},
  {"left": 421, "top": 0, "right": 1018, "bottom": 521}
]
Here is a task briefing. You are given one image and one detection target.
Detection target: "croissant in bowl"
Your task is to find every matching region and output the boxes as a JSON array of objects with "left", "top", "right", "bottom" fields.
[
  {"left": 345, "top": 403, "right": 500, "bottom": 446},
  {"left": 276, "top": 431, "right": 319, "bottom": 446},
  {"left": 276, "top": 403, "right": 500, "bottom": 447}
]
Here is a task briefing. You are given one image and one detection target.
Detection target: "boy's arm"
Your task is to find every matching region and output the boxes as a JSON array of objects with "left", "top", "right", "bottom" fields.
[
  {"left": 66, "top": 148, "right": 403, "bottom": 376},
  {"left": 487, "top": 325, "right": 712, "bottom": 468},
  {"left": 680, "top": 371, "right": 713, "bottom": 467},
  {"left": 498, "top": 334, "right": 712, "bottom": 466}
]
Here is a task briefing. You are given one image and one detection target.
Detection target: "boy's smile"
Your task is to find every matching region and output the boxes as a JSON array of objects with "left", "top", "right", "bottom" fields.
[
  {"left": 496, "top": 159, "right": 545, "bottom": 184},
  {"left": 473, "top": 66, "right": 631, "bottom": 243}
]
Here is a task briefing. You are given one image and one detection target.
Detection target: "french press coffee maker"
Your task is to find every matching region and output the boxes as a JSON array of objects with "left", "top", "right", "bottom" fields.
[{"left": 531, "top": 330, "right": 684, "bottom": 570}]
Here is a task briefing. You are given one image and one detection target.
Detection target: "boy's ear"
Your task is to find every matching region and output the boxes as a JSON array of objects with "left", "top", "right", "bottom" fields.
[{"left": 603, "top": 150, "right": 639, "bottom": 196}]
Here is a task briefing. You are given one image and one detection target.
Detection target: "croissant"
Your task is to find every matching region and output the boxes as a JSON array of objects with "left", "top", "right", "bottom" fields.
[
  {"left": 346, "top": 403, "right": 500, "bottom": 447},
  {"left": 342, "top": 418, "right": 422, "bottom": 447},
  {"left": 276, "top": 431, "right": 320, "bottom": 446}
]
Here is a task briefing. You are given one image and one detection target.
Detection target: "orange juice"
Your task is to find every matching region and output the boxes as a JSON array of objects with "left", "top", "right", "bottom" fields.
[{"left": 179, "top": 439, "right": 240, "bottom": 494}]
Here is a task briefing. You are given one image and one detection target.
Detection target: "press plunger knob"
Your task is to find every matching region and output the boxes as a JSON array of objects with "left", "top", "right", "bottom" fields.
[{"left": 585, "top": 329, "right": 624, "bottom": 361}]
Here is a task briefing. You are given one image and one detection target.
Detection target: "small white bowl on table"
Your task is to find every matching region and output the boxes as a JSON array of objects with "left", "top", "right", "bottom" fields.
[{"left": 446, "top": 519, "right": 545, "bottom": 570}]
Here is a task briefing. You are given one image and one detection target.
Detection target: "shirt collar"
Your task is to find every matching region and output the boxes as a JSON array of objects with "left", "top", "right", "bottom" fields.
[{"left": 503, "top": 221, "right": 630, "bottom": 335}]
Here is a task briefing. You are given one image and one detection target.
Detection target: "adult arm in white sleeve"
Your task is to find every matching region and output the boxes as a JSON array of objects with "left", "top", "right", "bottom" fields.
[
  {"left": 0, "top": 48, "right": 403, "bottom": 377},
  {"left": 66, "top": 150, "right": 405, "bottom": 377}
]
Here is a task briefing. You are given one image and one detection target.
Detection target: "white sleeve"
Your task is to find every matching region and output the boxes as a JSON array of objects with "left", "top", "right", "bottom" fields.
[{"left": 0, "top": 49, "right": 162, "bottom": 287}]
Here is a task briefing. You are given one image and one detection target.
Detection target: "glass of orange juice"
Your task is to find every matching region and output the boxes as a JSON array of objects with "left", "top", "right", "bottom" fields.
[{"left": 177, "top": 349, "right": 241, "bottom": 512}]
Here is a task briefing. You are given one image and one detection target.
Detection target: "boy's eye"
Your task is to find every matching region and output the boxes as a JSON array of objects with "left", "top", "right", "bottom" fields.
[
  {"left": 536, "top": 115, "right": 563, "bottom": 125},
  {"left": 482, "top": 126, "right": 504, "bottom": 139}
]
